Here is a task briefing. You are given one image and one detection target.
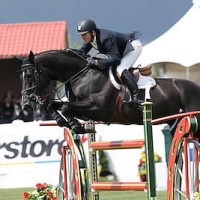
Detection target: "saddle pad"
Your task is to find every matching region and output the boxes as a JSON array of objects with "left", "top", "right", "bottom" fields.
[
  {"left": 137, "top": 74, "right": 156, "bottom": 89},
  {"left": 109, "top": 67, "right": 156, "bottom": 90},
  {"left": 109, "top": 67, "right": 156, "bottom": 100}
]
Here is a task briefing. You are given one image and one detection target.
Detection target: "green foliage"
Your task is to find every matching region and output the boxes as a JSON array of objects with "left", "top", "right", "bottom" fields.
[{"left": 98, "top": 150, "right": 109, "bottom": 171}]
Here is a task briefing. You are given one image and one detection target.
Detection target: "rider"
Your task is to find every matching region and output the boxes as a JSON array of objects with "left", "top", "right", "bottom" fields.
[{"left": 76, "top": 19, "right": 142, "bottom": 104}]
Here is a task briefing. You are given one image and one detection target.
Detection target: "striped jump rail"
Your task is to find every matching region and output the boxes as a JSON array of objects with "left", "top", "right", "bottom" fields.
[
  {"left": 87, "top": 102, "right": 157, "bottom": 200},
  {"left": 89, "top": 139, "right": 144, "bottom": 150},
  {"left": 91, "top": 181, "right": 147, "bottom": 191}
]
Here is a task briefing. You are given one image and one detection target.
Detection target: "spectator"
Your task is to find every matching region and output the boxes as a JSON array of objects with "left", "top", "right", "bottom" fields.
[
  {"left": 0, "top": 90, "right": 53, "bottom": 123},
  {"left": 0, "top": 90, "right": 25, "bottom": 123},
  {"left": 0, "top": 96, "right": 15, "bottom": 123}
]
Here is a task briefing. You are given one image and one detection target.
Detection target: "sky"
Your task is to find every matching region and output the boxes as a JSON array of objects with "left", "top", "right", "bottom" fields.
[{"left": 0, "top": 0, "right": 192, "bottom": 45}]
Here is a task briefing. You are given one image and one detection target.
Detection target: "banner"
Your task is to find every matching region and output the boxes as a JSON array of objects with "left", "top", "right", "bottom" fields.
[
  {"left": 0, "top": 120, "right": 167, "bottom": 189},
  {"left": 0, "top": 120, "right": 64, "bottom": 188}
]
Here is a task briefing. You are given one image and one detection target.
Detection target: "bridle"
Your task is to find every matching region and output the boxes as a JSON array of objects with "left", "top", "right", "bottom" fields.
[
  {"left": 21, "top": 61, "right": 60, "bottom": 107},
  {"left": 20, "top": 63, "right": 39, "bottom": 106},
  {"left": 20, "top": 61, "right": 84, "bottom": 107},
  {"left": 20, "top": 49, "right": 93, "bottom": 110},
  {"left": 20, "top": 61, "right": 60, "bottom": 107}
]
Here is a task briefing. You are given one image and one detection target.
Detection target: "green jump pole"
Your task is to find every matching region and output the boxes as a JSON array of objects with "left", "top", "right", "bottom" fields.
[
  {"left": 86, "top": 120, "right": 100, "bottom": 200},
  {"left": 141, "top": 102, "right": 157, "bottom": 200}
]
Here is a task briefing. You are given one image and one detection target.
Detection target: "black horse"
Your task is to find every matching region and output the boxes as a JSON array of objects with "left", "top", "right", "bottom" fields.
[{"left": 20, "top": 50, "right": 200, "bottom": 136}]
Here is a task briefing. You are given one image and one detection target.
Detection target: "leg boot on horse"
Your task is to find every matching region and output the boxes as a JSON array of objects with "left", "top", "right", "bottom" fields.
[
  {"left": 62, "top": 105, "right": 86, "bottom": 134},
  {"left": 121, "top": 69, "right": 142, "bottom": 105},
  {"left": 47, "top": 103, "right": 70, "bottom": 128},
  {"left": 48, "top": 102, "right": 86, "bottom": 134}
]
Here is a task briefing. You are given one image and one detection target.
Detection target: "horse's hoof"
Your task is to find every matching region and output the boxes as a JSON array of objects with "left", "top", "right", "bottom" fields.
[
  {"left": 73, "top": 126, "right": 86, "bottom": 134},
  {"left": 84, "top": 123, "right": 96, "bottom": 133}
]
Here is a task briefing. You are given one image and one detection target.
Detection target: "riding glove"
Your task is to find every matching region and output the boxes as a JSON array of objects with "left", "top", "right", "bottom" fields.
[
  {"left": 87, "top": 57, "right": 108, "bottom": 70},
  {"left": 87, "top": 57, "right": 98, "bottom": 67}
]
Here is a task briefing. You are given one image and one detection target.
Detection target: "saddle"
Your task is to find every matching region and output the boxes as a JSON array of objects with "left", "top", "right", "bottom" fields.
[{"left": 109, "top": 65, "right": 156, "bottom": 102}]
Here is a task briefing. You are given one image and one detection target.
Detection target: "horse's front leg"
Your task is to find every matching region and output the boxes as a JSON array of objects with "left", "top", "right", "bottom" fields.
[
  {"left": 62, "top": 96, "right": 114, "bottom": 122},
  {"left": 61, "top": 99, "right": 100, "bottom": 134},
  {"left": 61, "top": 98, "right": 97, "bottom": 119},
  {"left": 48, "top": 101, "right": 86, "bottom": 134},
  {"left": 47, "top": 101, "right": 70, "bottom": 128},
  {"left": 64, "top": 114, "right": 86, "bottom": 134}
]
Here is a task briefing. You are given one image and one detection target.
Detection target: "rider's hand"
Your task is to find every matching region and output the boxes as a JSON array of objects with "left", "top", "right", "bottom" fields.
[{"left": 87, "top": 57, "right": 98, "bottom": 67}]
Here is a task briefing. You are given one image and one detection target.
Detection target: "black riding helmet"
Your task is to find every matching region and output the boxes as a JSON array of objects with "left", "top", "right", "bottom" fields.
[{"left": 77, "top": 19, "right": 97, "bottom": 34}]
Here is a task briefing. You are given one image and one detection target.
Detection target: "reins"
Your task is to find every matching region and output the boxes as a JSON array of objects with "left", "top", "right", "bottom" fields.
[
  {"left": 38, "top": 49, "right": 92, "bottom": 103},
  {"left": 21, "top": 49, "right": 95, "bottom": 106},
  {"left": 34, "top": 49, "right": 90, "bottom": 104},
  {"left": 41, "top": 66, "right": 90, "bottom": 103},
  {"left": 40, "top": 49, "right": 110, "bottom": 103}
]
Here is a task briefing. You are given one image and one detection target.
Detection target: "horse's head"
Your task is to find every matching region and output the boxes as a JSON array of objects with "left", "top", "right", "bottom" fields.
[
  {"left": 20, "top": 51, "right": 39, "bottom": 113},
  {"left": 20, "top": 49, "right": 95, "bottom": 114}
]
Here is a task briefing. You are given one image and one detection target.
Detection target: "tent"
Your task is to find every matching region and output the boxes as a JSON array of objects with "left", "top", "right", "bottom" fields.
[{"left": 136, "top": 0, "right": 200, "bottom": 80}]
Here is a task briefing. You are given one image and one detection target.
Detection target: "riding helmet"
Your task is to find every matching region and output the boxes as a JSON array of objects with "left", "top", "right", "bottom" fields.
[{"left": 77, "top": 19, "right": 97, "bottom": 34}]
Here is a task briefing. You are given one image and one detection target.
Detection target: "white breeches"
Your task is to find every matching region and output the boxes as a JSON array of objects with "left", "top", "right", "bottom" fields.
[{"left": 116, "top": 39, "right": 142, "bottom": 76}]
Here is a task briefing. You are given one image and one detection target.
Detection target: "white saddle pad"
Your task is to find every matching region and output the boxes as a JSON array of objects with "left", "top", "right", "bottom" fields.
[
  {"left": 109, "top": 68, "right": 156, "bottom": 100},
  {"left": 137, "top": 74, "right": 156, "bottom": 89}
]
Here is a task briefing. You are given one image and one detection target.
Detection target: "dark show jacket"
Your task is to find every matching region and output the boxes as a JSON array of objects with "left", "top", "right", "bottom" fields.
[{"left": 79, "top": 29, "right": 141, "bottom": 69}]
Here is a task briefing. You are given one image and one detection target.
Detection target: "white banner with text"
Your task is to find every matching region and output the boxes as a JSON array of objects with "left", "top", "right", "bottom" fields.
[{"left": 0, "top": 120, "right": 167, "bottom": 189}]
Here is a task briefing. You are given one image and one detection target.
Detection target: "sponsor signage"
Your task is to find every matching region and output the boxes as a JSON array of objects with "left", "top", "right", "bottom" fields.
[{"left": 0, "top": 120, "right": 64, "bottom": 188}]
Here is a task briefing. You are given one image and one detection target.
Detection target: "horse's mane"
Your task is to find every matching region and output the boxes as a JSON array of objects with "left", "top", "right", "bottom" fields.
[{"left": 34, "top": 49, "right": 88, "bottom": 60}]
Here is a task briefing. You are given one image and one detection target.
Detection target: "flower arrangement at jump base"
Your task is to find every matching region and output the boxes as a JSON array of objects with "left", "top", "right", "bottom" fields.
[
  {"left": 194, "top": 192, "right": 200, "bottom": 200},
  {"left": 23, "top": 182, "right": 58, "bottom": 200},
  {"left": 138, "top": 151, "right": 162, "bottom": 182}
]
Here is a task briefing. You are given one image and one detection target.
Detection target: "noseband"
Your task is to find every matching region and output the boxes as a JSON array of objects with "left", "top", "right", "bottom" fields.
[
  {"left": 21, "top": 63, "right": 45, "bottom": 106},
  {"left": 21, "top": 62, "right": 68, "bottom": 106}
]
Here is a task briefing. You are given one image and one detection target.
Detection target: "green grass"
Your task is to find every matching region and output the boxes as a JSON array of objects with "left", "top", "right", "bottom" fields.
[
  {"left": 0, "top": 188, "right": 166, "bottom": 200},
  {"left": 0, "top": 188, "right": 32, "bottom": 200},
  {"left": 99, "top": 191, "right": 166, "bottom": 200}
]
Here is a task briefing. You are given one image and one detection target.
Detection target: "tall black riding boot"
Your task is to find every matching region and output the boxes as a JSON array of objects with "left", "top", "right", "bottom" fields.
[{"left": 121, "top": 69, "right": 141, "bottom": 105}]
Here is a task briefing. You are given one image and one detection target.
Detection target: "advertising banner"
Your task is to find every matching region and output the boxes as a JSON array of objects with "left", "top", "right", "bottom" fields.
[
  {"left": 0, "top": 120, "right": 64, "bottom": 188},
  {"left": 0, "top": 120, "right": 167, "bottom": 189}
]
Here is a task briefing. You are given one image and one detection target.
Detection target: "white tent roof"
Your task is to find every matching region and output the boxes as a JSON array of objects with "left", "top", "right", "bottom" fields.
[{"left": 136, "top": 0, "right": 200, "bottom": 68}]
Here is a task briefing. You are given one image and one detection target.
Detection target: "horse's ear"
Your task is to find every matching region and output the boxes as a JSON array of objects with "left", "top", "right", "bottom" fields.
[
  {"left": 28, "top": 51, "right": 35, "bottom": 64},
  {"left": 13, "top": 55, "right": 24, "bottom": 64}
]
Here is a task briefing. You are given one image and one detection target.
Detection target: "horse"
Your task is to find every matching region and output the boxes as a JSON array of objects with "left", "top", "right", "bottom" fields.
[{"left": 20, "top": 49, "right": 200, "bottom": 136}]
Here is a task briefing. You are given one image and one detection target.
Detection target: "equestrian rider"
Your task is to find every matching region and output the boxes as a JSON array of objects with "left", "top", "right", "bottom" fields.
[{"left": 77, "top": 19, "right": 142, "bottom": 104}]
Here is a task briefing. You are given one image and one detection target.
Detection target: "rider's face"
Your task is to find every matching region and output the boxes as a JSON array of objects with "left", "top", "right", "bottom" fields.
[{"left": 81, "top": 32, "right": 92, "bottom": 43}]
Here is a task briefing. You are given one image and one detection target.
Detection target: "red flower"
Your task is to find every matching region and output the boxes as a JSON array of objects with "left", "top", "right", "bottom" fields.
[
  {"left": 24, "top": 183, "right": 57, "bottom": 199},
  {"left": 23, "top": 192, "right": 29, "bottom": 198},
  {"left": 48, "top": 191, "right": 53, "bottom": 196},
  {"left": 81, "top": 135, "right": 87, "bottom": 143},
  {"left": 36, "top": 182, "right": 46, "bottom": 189}
]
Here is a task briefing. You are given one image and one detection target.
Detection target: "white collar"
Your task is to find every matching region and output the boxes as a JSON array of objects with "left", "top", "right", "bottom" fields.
[{"left": 90, "top": 36, "right": 98, "bottom": 49}]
